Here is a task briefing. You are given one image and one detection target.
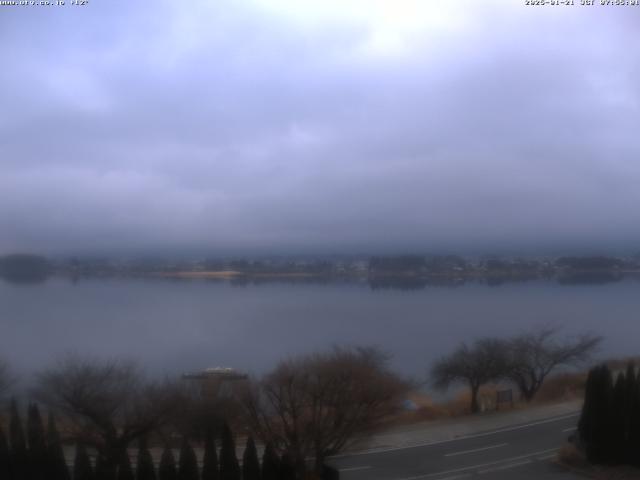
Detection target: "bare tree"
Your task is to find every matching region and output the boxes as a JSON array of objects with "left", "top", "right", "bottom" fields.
[
  {"left": 431, "top": 338, "right": 509, "bottom": 414},
  {"left": 243, "top": 346, "right": 408, "bottom": 476},
  {"left": 505, "top": 327, "right": 602, "bottom": 402},
  {"left": 34, "top": 354, "right": 181, "bottom": 475}
]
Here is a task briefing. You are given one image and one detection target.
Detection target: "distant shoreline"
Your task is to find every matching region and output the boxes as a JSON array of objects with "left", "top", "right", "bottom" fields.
[
  {"left": 154, "top": 270, "right": 243, "bottom": 278},
  {"left": 153, "top": 270, "right": 320, "bottom": 279},
  {"left": 150, "top": 268, "right": 640, "bottom": 280}
]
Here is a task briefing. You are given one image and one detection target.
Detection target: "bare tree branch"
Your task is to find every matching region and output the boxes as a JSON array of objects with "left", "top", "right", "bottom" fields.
[
  {"left": 243, "top": 346, "right": 408, "bottom": 476},
  {"left": 33, "top": 353, "right": 181, "bottom": 472},
  {"left": 430, "top": 338, "right": 510, "bottom": 413},
  {"left": 505, "top": 327, "right": 602, "bottom": 401}
]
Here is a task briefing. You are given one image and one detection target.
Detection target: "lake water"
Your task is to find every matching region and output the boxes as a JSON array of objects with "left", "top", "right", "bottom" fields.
[{"left": 1, "top": 275, "right": 639, "bottom": 382}]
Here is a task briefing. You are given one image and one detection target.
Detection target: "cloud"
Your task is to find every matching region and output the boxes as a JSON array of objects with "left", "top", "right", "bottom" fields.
[{"left": 1, "top": 0, "right": 639, "bottom": 254}]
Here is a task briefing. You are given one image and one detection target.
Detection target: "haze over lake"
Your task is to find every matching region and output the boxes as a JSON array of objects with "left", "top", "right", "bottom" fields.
[{"left": 2, "top": 276, "right": 638, "bottom": 380}]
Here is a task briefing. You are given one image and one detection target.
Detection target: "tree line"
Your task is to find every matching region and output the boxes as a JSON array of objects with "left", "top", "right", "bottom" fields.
[
  {"left": 0, "top": 347, "right": 407, "bottom": 480},
  {"left": 0, "top": 399, "right": 341, "bottom": 480},
  {"left": 430, "top": 327, "right": 601, "bottom": 413},
  {"left": 0, "top": 331, "right": 602, "bottom": 477},
  {"left": 0, "top": 254, "right": 49, "bottom": 283},
  {"left": 577, "top": 363, "right": 640, "bottom": 466}
]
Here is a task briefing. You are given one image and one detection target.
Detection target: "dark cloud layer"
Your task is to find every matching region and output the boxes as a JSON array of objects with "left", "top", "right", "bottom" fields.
[{"left": 1, "top": 1, "right": 639, "bottom": 254}]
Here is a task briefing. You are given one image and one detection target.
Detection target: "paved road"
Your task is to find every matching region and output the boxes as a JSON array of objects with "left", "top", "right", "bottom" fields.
[{"left": 328, "top": 413, "right": 583, "bottom": 479}]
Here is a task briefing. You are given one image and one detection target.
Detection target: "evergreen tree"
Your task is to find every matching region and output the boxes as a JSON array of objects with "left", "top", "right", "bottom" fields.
[
  {"left": 201, "top": 431, "right": 219, "bottom": 480},
  {"left": 580, "top": 365, "right": 614, "bottom": 464},
  {"left": 73, "top": 443, "right": 95, "bottom": 480},
  {"left": 97, "top": 453, "right": 119, "bottom": 480},
  {"left": 242, "top": 436, "right": 261, "bottom": 480},
  {"left": 596, "top": 365, "right": 614, "bottom": 464},
  {"left": 578, "top": 366, "right": 596, "bottom": 444},
  {"left": 47, "top": 412, "right": 71, "bottom": 480},
  {"left": 178, "top": 439, "right": 199, "bottom": 480},
  {"left": 9, "top": 399, "right": 27, "bottom": 480},
  {"left": 27, "top": 404, "right": 47, "bottom": 480},
  {"left": 136, "top": 438, "right": 156, "bottom": 480},
  {"left": 321, "top": 464, "right": 340, "bottom": 480},
  {"left": 158, "top": 447, "right": 177, "bottom": 480},
  {"left": 260, "top": 444, "right": 280, "bottom": 480},
  {"left": 624, "top": 363, "right": 636, "bottom": 406},
  {"left": 623, "top": 363, "right": 637, "bottom": 464},
  {"left": 580, "top": 363, "right": 640, "bottom": 467},
  {"left": 0, "top": 424, "right": 11, "bottom": 480},
  {"left": 219, "top": 424, "right": 240, "bottom": 480},
  {"left": 632, "top": 370, "right": 640, "bottom": 467},
  {"left": 95, "top": 454, "right": 113, "bottom": 480},
  {"left": 610, "top": 373, "right": 626, "bottom": 464},
  {"left": 278, "top": 452, "right": 295, "bottom": 480},
  {"left": 117, "top": 452, "right": 135, "bottom": 480}
]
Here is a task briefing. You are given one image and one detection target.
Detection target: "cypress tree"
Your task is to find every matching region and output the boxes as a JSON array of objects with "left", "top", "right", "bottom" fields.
[
  {"left": 95, "top": 454, "right": 113, "bottom": 480},
  {"left": 242, "top": 436, "right": 261, "bottom": 480},
  {"left": 260, "top": 444, "right": 279, "bottom": 480},
  {"left": 0, "top": 424, "right": 11, "bottom": 480},
  {"left": 27, "top": 404, "right": 47, "bottom": 480},
  {"left": 588, "top": 365, "right": 614, "bottom": 464},
  {"left": 117, "top": 452, "right": 135, "bottom": 480},
  {"left": 201, "top": 431, "right": 219, "bottom": 480},
  {"left": 178, "top": 439, "right": 199, "bottom": 480},
  {"left": 610, "top": 372, "right": 626, "bottom": 464},
  {"left": 158, "top": 447, "right": 177, "bottom": 480},
  {"left": 136, "top": 438, "right": 156, "bottom": 480},
  {"left": 278, "top": 452, "right": 296, "bottom": 480},
  {"left": 73, "top": 443, "right": 94, "bottom": 480},
  {"left": 97, "top": 453, "right": 118, "bottom": 480},
  {"left": 322, "top": 464, "right": 340, "bottom": 480},
  {"left": 632, "top": 371, "right": 640, "bottom": 467},
  {"left": 9, "top": 399, "right": 27, "bottom": 480},
  {"left": 578, "top": 366, "right": 596, "bottom": 447},
  {"left": 624, "top": 363, "right": 636, "bottom": 404},
  {"left": 47, "top": 412, "right": 71, "bottom": 480},
  {"left": 623, "top": 363, "right": 637, "bottom": 464},
  {"left": 219, "top": 424, "right": 240, "bottom": 480}
]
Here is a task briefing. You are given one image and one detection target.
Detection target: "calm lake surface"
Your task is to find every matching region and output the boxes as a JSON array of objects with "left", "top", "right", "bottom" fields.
[{"left": 1, "top": 276, "right": 639, "bottom": 380}]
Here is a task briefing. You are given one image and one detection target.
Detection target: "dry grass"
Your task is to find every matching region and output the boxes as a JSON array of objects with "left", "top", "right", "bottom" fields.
[
  {"left": 534, "top": 371, "right": 587, "bottom": 403},
  {"left": 376, "top": 392, "right": 441, "bottom": 427},
  {"left": 382, "top": 371, "right": 590, "bottom": 429},
  {"left": 380, "top": 384, "right": 515, "bottom": 428},
  {"left": 386, "top": 359, "right": 640, "bottom": 430}
]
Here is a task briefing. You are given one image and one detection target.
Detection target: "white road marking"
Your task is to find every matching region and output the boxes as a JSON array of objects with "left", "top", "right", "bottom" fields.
[
  {"left": 444, "top": 443, "right": 508, "bottom": 457},
  {"left": 477, "top": 459, "right": 532, "bottom": 474},
  {"left": 436, "top": 475, "right": 471, "bottom": 480},
  {"left": 537, "top": 453, "right": 557, "bottom": 461},
  {"left": 562, "top": 426, "right": 577, "bottom": 432},
  {"left": 339, "top": 465, "right": 371, "bottom": 472},
  {"left": 392, "top": 447, "right": 559, "bottom": 480},
  {"left": 332, "top": 412, "right": 579, "bottom": 458}
]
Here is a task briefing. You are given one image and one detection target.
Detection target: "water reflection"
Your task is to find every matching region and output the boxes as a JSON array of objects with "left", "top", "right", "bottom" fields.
[
  {"left": 1, "top": 274, "right": 639, "bottom": 380},
  {"left": 557, "top": 272, "right": 624, "bottom": 285},
  {"left": 0, "top": 272, "right": 49, "bottom": 285},
  {"left": 5, "top": 271, "right": 634, "bottom": 289}
]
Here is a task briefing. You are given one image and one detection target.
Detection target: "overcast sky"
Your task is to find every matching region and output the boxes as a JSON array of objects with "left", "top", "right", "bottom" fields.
[{"left": 1, "top": 0, "right": 639, "bottom": 256}]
